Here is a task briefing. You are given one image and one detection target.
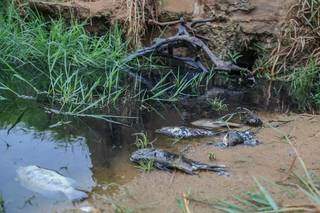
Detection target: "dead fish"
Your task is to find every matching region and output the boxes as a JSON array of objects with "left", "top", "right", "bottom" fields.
[
  {"left": 191, "top": 119, "right": 241, "bottom": 129},
  {"left": 215, "top": 131, "right": 261, "bottom": 147},
  {"left": 155, "top": 126, "right": 216, "bottom": 138},
  {"left": 16, "top": 165, "right": 87, "bottom": 201},
  {"left": 130, "top": 148, "right": 226, "bottom": 175}
]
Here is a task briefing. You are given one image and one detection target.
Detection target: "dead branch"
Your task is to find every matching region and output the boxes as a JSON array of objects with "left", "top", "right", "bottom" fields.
[{"left": 124, "top": 18, "right": 245, "bottom": 73}]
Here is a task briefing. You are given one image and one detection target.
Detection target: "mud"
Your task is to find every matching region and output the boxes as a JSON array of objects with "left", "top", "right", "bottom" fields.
[
  {"left": 0, "top": 83, "right": 319, "bottom": 212},
  {"left": 93, "top": 113, "right": 320, "bottom": 212}
]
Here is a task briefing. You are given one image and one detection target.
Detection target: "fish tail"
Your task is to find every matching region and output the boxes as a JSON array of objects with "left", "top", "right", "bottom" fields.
[{"left": 65, "top": 189, "right": 88, "bottom": 201}]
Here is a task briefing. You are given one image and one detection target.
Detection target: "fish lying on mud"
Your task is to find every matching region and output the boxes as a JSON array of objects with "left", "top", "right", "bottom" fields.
[
  {"left": 191, "top": 119, "right": 241, "bottom": 129},
  {"left": 215, "top": 131, "right": 261, "bottom": 147},
  {"left": 16, "top": 165, "right": 87, "bottom": 201},
  {"left": 130, "top": 148, "right": 226, "bottom": 175},
  {"left": 155, "top": 126, "right": 216, "bottom": 138}
]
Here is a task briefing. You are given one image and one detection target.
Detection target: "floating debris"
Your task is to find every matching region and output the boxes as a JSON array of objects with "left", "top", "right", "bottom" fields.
[
  {"left": 191, "top": 119, "right": 241, "bottom": 129},
  {"left": 16, "top": 165, "right": 87, "bottom": 201},
  {"left": 215, "top": 131, "right": 261, "bottom": 148},
  {"left": 130, "top": 148, "right": 226, "bottom": 175}
]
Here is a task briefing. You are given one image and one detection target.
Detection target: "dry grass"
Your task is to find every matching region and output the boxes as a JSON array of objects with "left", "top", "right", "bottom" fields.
[
  {"left": 119, "top": 0, "right": 159, "bottom": 47},
  {"left": 269, "top": 0, "right": 320, "bottom": 76}
]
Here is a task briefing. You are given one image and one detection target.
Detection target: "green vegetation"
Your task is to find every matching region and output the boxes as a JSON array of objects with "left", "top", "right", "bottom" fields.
[
  {"left": 208, "top": 152, "right": 216, "bottom": 161},
  {"left": 215, "top": 178, "right": 280, "bottom": 212},
  {"left": 289, "top": 59, "right": 319, "bottom": 110},
  {"left": 135, "top": 159, "right": 154, "bottom": 173},
  {"left": 133, "top": 132, "right": 152, "bottom": 149},
  {"left": 215, "top": 172, "right": 320, "bottom": 212},
  {"left": 176, "top": 191, "right": 192, "bottom": 213},
  {"left": 216, "top": 126, "right": 320, "bottom": 212},
  {"left": 208, "top": 98, "right": 228, "bottom": 112},
  {"left": 0, "top": 3, "right": 129, "bottom": 121},
  {"left": 0, "top": 3, "right": 217, "bottom": 122},
  {"left": 264, "top": 0, "right": 320, "bottom": 109},
  {"left": 227, "top": 51, "right": 242, "bottom": 64}
]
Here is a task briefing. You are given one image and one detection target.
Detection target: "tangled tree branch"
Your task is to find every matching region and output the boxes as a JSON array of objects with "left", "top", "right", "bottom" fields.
[{"left": 124, "top": 18, "right": 247, "bottom": 73}]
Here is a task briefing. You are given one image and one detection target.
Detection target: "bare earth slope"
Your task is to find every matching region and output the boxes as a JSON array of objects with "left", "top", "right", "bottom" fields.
[{"left": 28, "top": 0, "right": 295, "bottom": 55}]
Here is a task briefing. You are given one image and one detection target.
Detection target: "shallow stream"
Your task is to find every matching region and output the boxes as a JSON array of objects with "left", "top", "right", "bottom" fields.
[{"left": 0, "top": 80, "right": 294, "bottom": 212}]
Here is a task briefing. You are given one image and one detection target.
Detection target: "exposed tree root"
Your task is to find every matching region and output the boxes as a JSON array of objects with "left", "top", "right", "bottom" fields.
[{"left": 124, "top": 18, "right": 247, "bottom": 73}]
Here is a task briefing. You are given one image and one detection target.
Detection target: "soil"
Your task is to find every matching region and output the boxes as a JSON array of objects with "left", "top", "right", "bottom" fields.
[
  {"left": 28, "top": 0, "right": 296, "bottom": 56},
  {"left": 89, "top": 112, "right": 320, "bottom": 212}
]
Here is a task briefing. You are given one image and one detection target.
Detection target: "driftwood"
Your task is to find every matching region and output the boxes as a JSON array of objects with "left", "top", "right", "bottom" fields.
[{"left": 124, "top": 18, "right": 246, "bottom": 73}]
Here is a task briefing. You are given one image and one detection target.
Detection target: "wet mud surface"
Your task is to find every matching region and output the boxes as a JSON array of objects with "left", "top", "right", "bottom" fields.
[
  {"left": 98, "top": 113, "right": 320, "bottom": 212},
  {"left": 0, "top": 82, "right": 319, "bottom": 212}
]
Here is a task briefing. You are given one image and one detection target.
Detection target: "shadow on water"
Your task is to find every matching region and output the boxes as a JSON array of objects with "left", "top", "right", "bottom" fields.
[{"left": 0, "top": 79, "right": 296, "bottom": 212}]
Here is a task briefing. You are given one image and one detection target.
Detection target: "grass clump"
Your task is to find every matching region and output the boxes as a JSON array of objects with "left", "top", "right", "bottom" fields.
[
  {"left": 0, "top": 3, "right": 130, "bottom": 121},
  {"left": 289, "top": 59, "right": 319, "bottom": 109},
  {"left": 133, "top": 132, "right": 153, "bottom": 149},
  {"left": 270, "top": 0, "right": 320, "bottom": 75},
  {"left": 208, "top": 152, "right": 216, "bottom": 161},
  {"left": 215, "top": 178, "right": 280, "bottom": 212},
  {"left": 208, "top": 98, "right": 228, "bottom": 112},
  {"left": 0, "top": 3, "right": 217, "bottom": 121},
  {"left": 135, "top": 159, "right": 154, "bottom": 172},
  {"left": 260, "top": 0, "right": 320, "bottom": 110}
]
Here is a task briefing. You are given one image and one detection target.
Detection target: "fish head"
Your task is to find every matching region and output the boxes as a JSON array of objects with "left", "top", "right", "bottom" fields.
[
  {"left": 130, "top": 148, "right": 156, "bottom": 162},
  {"left": 16, "top": 165, "right": 39, "bottom": 177}
]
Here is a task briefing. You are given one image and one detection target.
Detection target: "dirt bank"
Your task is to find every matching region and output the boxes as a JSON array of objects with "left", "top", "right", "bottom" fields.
[
  {"left": 28, "top": 0, "right": 295, "bottom": 58},
  {"left": 90, "top": 113, "right": 320, "bottom": 212}
]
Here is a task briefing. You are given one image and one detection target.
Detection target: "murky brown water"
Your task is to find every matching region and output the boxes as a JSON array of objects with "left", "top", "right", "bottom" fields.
[{"left": 0, "top": 80, "right": 315, "bottom": 212}]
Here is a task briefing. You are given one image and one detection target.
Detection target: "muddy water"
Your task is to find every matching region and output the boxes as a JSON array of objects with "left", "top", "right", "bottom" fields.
[
  {"left": 0, "top": 80, "right": 296, "bottom": 212},
  {"left": 0, "top": 100, "right": 191, "bottom": 212}
]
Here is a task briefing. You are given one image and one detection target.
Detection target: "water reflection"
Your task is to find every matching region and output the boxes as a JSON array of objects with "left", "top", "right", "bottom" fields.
[{"left": 0, "top": 126, "right": 94, "bottom": 213}]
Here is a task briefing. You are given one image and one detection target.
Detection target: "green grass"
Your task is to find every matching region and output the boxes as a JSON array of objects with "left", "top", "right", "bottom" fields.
[
  {"left": 289, "top": 59, "right": 319, "bottom": 110},
  {"left": 133, "top": 132, "right": 152, "bottom": 149},
  {"left": 135, "top": 159, "right": 154, "bottom": 173},
  {"left": 208, "top": 152, "right": 216, "bottom": 161},
  {"left": 0, "top": 3, "right": 130, "bottom": 121},
  {"left": 215, "top": 178, "right": 280, "bottom": 212},
  {"left": 208, "top": 97, "right": 228, "bottom": 112},
  {"left": 0, "top": 3, "right": 218, "bottom": 121}
]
